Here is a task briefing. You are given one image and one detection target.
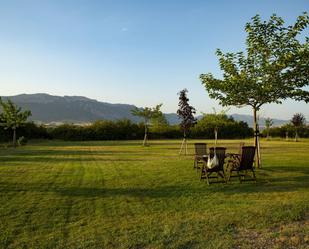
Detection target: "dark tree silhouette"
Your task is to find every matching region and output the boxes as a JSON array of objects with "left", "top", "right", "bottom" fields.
[
  {"left": 291, "top": 113, "right": 306, "bottom": 141},
  {"left": 177, "top": 89, "right": 197, "bottom": 154}
]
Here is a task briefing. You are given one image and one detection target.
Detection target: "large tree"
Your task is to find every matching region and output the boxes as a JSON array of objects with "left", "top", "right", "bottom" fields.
[
  {"left": 0, "top": 98, "right": 32, "bottom": 147},
  {"left": 291, "top": 113, "right": 306, "bottom": 142},
  {"left": 200, "top": 13, "right": 309, "bottom": 167},
  {"left": 177, "top": 89, "right": 197, "bottom": 155},
  {"left": 131, "top": 104, "right": 163, "bottom": 146}
]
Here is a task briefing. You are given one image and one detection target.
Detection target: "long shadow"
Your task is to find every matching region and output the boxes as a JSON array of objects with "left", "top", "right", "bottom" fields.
[
  {"left": 0, "top": 175, "right": 308, "bottom": 199},
  {"left": 0, "top": 182, "right": 206, "bottom": 198},
  {"left": 222, "top": 176, "right": 309, "bottom": 194},
  {"left": 31, "top": 141, "right": 192, "bottom": 147},
  {"left": 0, "top": 148, "right": 174, "bottom": 156},
  {"left": 0, "top": 149, "right": 146, "bottom": 156},
  {"left": 261, "top": 166, "right": 309, "bottom": 175},
  {"left": 29, "top": 141, "right": 143, "bottom": 147},
  {"left": 0, "top": 156, "right": 145, "bottom": 163},
  {"left": 0, "top": 149, "right": 156, "bottom": 163}
]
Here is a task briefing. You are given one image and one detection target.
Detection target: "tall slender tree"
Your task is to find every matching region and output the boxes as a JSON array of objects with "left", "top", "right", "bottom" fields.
[
  {"left": 131, "top": 104, "right": 163, "bottom": 146},
  {"left": 200, "top": 13, "right": 309, "bottom": 168},
  {"left": 0, "top": 98, "right": 32, "bottom": 147},
  {"left": 291, "top": 113, "right": 306, "bottom": 142},
  {"left": 265, "top": 118, "right": 273, "bottom": 140},
  {"left": 177, "top": 89, "right": 197, "bottom": 155}
]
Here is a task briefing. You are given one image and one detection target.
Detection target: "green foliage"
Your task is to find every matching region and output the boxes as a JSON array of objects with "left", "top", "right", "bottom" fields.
[
  {"left": 0, "top": 118, "right": 254, "bottom": 142},
  {"left": 265, "top": 118, "right": 273, "bottom": 130},
  {"left": 0, "top": 122, "right": 49, "bottom": 143},
  {"left": 131, "top": 104, "right": 164, "bottom": 125},
  {"left": 17, "top": 136, "right": 27, "bottom": 146},
  {"left": 149, "top": 114, "right": 170, "bottom": 133},
  {"left": 290, "top": 113, "right": 306, "bottom": 141},
  {"left": 177, "top": 89, "right": 197, "bottom": 137},
  {"left": 265, "top": 118, "right": 273, "bottom": 139},
  {"left": 291, "top": 113, "right": 306, "bottom": 128},
  {"left": 200, "top": 13, "right": 309, "bottom": 166},
  {"left": 49, "top": 120, "right": 143, "bottom": 141},
  {"left": 0, "top": 98, "right": 32, "bottom": 146},
  {"left": 262, "top": 124, "right": 309, "bottom": 138},
  {"left": 0, "top": 98, "right": 32, "bottom": 130},
  {"left": 131, "top": 104, "right": 164, "bottom": 145},
  {"left": 192, "top": 114, "right": 253, "bottom": 139},
  {"left": 200, "top": 13, "right": 309, "bottom": 110}
]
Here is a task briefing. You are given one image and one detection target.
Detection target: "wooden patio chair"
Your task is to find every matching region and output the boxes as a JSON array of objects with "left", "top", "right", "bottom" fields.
[
  {"left": 226, "top": 142, "right": 245, "bottom": 170},
  {"left": 228, "top": 146, "right": 256, "bottom": 183},
  {"left": 201, "top": 147, "right": 227, "bottom": 184},
  {"left": 194, "top": 143, "right": 207, "bottom": 169}
]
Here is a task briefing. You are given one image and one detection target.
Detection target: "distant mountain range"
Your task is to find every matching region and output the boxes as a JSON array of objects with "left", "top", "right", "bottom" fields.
[
  {"left": 1, "top": 93, "right": 289, "bottom": 127},
  {"left": 230, "top": 114, "right": 289, "bottom": 128},
  {"left": 1, "top": 93, "right": 180, "bottom": 125}
]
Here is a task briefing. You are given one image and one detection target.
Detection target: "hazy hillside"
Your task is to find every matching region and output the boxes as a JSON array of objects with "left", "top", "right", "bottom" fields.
[
  {"left": 230, "top": 114, "right": 289, "bottom": 128},
  {"left": 1, "top": 94, "right": 140, "bottom": 123},
  {"left": 1, "top": 94, "right": 181, "bottom": 124},
  {"left": 1, "top": 94, "right": 289, "bottom": 127}
]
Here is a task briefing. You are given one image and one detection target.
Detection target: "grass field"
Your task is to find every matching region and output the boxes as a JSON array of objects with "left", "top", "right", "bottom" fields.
[{"left": 0, "top": 139, "right": 308, "bottom": 249}]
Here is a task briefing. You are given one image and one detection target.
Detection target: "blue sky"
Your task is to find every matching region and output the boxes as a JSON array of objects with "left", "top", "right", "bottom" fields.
[{"left": 0, "top": 0, "right": 308, "bottom": 120}]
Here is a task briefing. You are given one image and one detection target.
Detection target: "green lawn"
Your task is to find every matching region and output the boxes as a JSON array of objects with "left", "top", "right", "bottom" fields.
[{"left": 0, "top": 139, "right": 308, "bottom": 249}]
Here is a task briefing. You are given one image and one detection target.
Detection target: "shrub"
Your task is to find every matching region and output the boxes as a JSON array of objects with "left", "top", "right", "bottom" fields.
[
  {"left": 262, "top": 124, "right": 309, "bottom": 138},
  {"left": 0, "top": 117, "right": 255, "bottom": 141},
  {"left": 191, "top": 114, "right": 253, "bottom": 139},
  {"left": 17, "top": 136, "right": 28, "bottom": 146}
]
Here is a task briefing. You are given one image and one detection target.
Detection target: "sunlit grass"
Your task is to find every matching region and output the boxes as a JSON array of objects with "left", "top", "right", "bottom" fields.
[{"left": 0, "top": 139, "right": 308, "bottom": 249}]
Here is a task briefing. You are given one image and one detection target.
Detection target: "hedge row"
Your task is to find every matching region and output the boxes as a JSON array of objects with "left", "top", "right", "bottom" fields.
[
  {"left": 261, "top": 124, "right": 309, "bottom": 138},
  {"left": 0, "top": 115, "right": 254, "bottom": 142}
]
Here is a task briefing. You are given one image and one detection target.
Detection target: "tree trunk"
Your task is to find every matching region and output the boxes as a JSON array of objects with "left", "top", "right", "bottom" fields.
[
  {"left": 179, "top": 131, "right": 187, "bottom": 155},
  {"left": 184, "top": 131, "right": 187, "bottom": 155},
  {"left": 253, "top": 108, "right": 261, "bottom": 168},
  {"left": 13, "top": 128, "right": 17, "bottom": 148},
  {"left": 143, "top": 124, "right": 148, "bottom": 146},
  {"left": 295, "top": 128, "right": 298, "bottom": 142}
]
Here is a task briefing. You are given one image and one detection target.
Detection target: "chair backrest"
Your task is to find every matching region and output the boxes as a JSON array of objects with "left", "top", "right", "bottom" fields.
[
  {"left": 194, "top": 143, "right": 207, "bottom": 156},
  {"left": 239, "top": 146, "right": 256, "bottom": 170},
  {"left": 209, "top": 147, "right": 226, "bottom": 170}
]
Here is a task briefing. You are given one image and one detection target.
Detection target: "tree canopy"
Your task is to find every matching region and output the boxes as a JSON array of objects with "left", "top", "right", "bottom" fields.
[
  {"left": 200, "top": 13, "right": 309, "bottom": 167},
  {"left": 291, "top": 113, "right": 306, "bottom": 141},
  {"left": 192, "top": 113, "right": 252, "bottom": 139},
  {"left": 131, "top": 104, "right": 164, "bottom": 145},
  {"left": 200, "top": 13, "right": 309, "bottom": 109},
  {"left": 291, "top": 113, "right": 306, "bottom": 128},
  {"left": 177, "top": 89, "right": 197, "bottom": 137},
  {"left": 0, "top": 98, "right": 32, "bottom": 147}
]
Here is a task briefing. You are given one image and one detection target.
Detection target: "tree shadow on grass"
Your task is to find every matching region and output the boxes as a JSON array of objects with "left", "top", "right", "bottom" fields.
[
  {"left": 0, "top": 174, "right": 308, "bottom": 199},
  {"left": 220, "top": 166, "right": 309, "bottom": 194},
  {"left": 261, "top": 166, "right": 309, "bottom": 175},
  {"left": 0, "top": 149, "right": 146, "bottom": 156},
  {"left": 29, "top": 141, "right": 143, "bottom": 147},
  {"left": 0, "top": 156, "right": 145, "bottom": 163},
  {"left": 0, "top": 148, "right": 154, "bottom": 164},
  {"left": 0, "top": 183, "right": 205, "bottom": 198}
]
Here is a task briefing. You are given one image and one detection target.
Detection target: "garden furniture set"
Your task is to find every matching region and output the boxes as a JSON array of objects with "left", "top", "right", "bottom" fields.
[{"left": 194, "top": 143, "right": 256, "bottom": 185}]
